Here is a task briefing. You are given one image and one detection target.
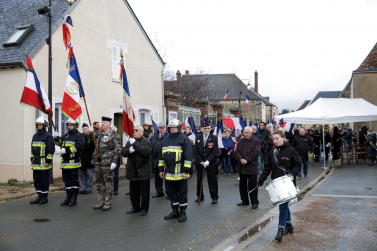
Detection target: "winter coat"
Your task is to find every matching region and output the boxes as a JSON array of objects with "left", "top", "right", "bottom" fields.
[
  {"left": 258, "top": 144, "right": 301, "bottom": 187},
  {"left": 293, "top": 134, "right": 315, "bottom": 156},
  {"left": 253, "top": 133, "right": 264, "bottom": 146},
  {"left": 193, "top": 134, "right": 219, "bottom": 171},
  {"left": 81, "top": 133, "right": 95, "bottom": 168},
  {"left": 366, "top": 133, "right": 377, "bottom": 157},
  {"left": 150, "top": 133, "right": 168, "bottom": 169},
  {"left": 31, "top": 129, "right": 55, "bottom": 170},
  {"left": 259, "top": 129, "right": 273, "bottom": 148},
  {"left": 122, "top": 136, "right": 152, "bottom": 181},
  {"left": 234, "top": 136, "right": 261, "bottom": 175}
]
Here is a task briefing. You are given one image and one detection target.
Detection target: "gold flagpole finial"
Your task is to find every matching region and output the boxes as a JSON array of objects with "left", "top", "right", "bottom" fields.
[
  {"left": 119, "top": 49, "right": 124, "bottom": 85},
  {"left": 120, "top": 49, "right": 124, "bottom": 65},
  {"left": 22, "top": 46, "right": 28, "bottom": 56}
]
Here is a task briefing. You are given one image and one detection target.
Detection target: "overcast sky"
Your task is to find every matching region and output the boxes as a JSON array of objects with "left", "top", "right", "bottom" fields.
[{"left": 128, "top": 0, "right": 377, "bottom": 112}]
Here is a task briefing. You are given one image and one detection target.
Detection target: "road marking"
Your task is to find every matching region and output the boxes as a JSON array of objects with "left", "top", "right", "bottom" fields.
[{"left": 310, "top": 194, "right": 377, "bottom": 199}]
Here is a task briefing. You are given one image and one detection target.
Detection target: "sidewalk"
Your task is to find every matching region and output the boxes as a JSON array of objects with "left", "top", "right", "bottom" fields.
[
  {"left": 228, "top": 163, "right": 377, "bottom": 251},
  {"left": 0, "top": 167, "right": 126, "bottom": 202}
]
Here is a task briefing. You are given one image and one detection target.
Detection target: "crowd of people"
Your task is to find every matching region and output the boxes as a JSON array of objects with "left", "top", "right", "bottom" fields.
[{"left": 29, "top": 116, "right": 376, "bottom": 241}]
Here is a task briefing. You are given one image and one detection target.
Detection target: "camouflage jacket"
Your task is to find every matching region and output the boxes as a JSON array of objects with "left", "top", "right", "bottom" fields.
[{"left": 92, "top": 130, "right": 121, "bottom": 167}]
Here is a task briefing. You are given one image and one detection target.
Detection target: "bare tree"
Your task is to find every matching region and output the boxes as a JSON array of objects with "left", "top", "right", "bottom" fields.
[{"left": 178, "top": 67, "right": 210, "bottom": 107}]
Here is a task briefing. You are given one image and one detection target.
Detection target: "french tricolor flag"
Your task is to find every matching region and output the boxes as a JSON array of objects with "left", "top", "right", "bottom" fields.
[
  {"left": 245, "top": 95, "right": 251, "bottom": 111},
  {"left": 20, "top": 56, "right": 52, "bottom": 115},
  {"left": 61, "top": 53, "right": 83, "bottom": 120},
  {"left": 223, "top": 89, "right": 229, "bottom": 101},
  {"left": 62, "top": 15, "right": 73, "bottom": 50},
  {"left": 121, "top": 64, "right": 135, "bottom": 138}
]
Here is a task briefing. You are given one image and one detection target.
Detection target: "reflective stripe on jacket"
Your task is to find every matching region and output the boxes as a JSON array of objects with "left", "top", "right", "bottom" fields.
[
  {"left": 31, "top": 129, "right": 55, "bottom": 170},
  {"left": 58, "top": 129, "right": 85, "bottom": 169},
  {"left": 158, "top": 133, "right": 193, "bottom": 181}
]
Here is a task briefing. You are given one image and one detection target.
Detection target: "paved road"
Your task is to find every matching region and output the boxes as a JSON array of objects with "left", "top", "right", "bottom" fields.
[
  {"left": 0, "top": 163, "right": 325, "bottom": 251},
  {"left": 241, "top": 164, "right": 377, "bottom": 251}
]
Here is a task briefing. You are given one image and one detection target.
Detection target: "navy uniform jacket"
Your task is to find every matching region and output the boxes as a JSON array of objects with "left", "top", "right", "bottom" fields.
[{"left": 193, "top": 134, "right": 219, "bottom": 171}]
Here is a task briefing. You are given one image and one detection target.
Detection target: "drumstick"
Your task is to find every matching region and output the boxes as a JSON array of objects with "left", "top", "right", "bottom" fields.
[{"left": 248, "top": 186, "right": 258, "bottom": 194}]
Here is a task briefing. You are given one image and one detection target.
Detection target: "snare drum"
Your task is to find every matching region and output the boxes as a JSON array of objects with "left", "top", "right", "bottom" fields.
[{"left": 265, "top": 175, "right": 298, "bottom": 206}]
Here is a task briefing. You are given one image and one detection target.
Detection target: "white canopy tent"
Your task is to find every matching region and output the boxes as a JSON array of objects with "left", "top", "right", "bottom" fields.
[{"left": 276, "top": 98, "right": 377, "bottom": 168}]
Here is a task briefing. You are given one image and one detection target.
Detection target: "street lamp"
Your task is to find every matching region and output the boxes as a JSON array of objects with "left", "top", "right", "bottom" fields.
[
  {"left": 38, "top": 1, "right": 53, "bottom": 183},
  {"left": 246, "top": 81, "right": 251, "bottom": 90},
  {"left": 66, "top": 0, "right": 77, "bottom": 6}
]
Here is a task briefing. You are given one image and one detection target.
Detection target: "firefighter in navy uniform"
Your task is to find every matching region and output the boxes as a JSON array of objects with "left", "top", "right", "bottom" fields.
[
  {"left": 55, "top": 118, "right": 85, "bottom": 207},
  {"left": 159, "top": 119, "right": 193, "bottom": 222},
  {"left": 30, "top": 117, "right": 55, "bottom": 205}
]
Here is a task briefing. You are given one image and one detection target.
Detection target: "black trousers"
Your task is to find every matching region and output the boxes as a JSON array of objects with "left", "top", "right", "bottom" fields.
[
  {"left": 196, "top": 168, "right": 218, "bottom": 200},
  {"left": 113, "top": 167, "right": 119, "bottom": 192},
  {"left": 130, "top": 180, "right": 150, "bottom": 212},
  {"left": 165, "top": 179, "right": 188, "bottom": 210},
  {"left": 239, "top": 173, "right": 258, "bottom": 205},
  {"left": 314, "top": 146, "right": 320, "bottom": 161},
  {"left": 154, "top": 167, "right": 164, "bottom": 195},
  {"left": 33, "top": 169, "right": 50, "bottom": 196},
  {"left": 325, "top": 147, "right": 330, "bottom": 160},
  {"left": 62, "top": 169, "right": 80, "bottom": 194}
]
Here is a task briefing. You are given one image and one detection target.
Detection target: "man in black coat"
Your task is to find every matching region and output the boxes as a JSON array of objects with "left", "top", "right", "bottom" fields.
[
  {"left": 79, "top": 123, "right": 95, "bottom": 194},
  {"left": 259, "top": 122, "right": 273, "bottom": 162},
  {"left": 122, "top": 125, "right": 153, "bottom": 216},
  {"left": 293, "top": 128, "right": 314, "bottom": 179},
  {"left": 150, "top": 122, "right": 168, "bottom": 198},
  {"left": 193, "top": 121, "right": 219, "bottom": 204}
]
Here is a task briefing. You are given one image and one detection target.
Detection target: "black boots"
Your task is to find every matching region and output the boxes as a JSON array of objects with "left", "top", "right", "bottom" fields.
[
  {"left": 61, "top": 192, "right": 72, "bottom": 206},
  {"left": 178, "top": 208, "right": 187, "bottom": 222},
  {"left": 164, "top": 208, "right": 179, "bottom": 220},
  {"left": 68, "top": 193, "right": 77, "bottom": 207},
  {"left": 283, "top": 223, "right": 294, "bottom": 235},
  {"left": 39, "top": 195, "right": 48, "bottom": 204},
  {"left": 30, "top": 194, "right": 42, "bottom": 204},
  {"left": 275, "top": 228, "right": 284, "bottom": 241}
]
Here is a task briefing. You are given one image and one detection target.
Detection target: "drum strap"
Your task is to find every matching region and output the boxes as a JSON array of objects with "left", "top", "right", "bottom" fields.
[{"left": 273, "top": 149, "right": 289, "bottom": 175}]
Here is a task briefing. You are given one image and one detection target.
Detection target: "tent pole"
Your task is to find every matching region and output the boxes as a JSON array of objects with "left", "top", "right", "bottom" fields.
[{"left": 323, "top": 122, "right": 327, "bottom": 169}]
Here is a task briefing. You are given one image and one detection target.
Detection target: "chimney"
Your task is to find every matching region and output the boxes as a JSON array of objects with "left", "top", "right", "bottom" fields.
[
  {"left": 254, "top": 70, "right": 258, "bottom": 93},
  {"left": 185, "top": 70, "right": 189, "bottom": 75},
  {"left": 176, "top": 70, "right": 181, "bottom": 84}
]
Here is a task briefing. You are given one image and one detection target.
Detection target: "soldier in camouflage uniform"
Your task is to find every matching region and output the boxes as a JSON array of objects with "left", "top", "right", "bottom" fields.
[{"left": 91, "top": 116, "right": 121, "bottom": 211}]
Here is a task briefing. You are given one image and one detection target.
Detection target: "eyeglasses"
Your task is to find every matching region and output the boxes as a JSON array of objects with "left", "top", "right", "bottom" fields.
[{"left": 133, "top": 129, "right": 140, "bottom": 132}]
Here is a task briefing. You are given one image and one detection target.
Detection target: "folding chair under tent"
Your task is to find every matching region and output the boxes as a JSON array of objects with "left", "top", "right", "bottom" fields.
[{"left": 275, "top": 98, "right": 377, "bottom": 168}]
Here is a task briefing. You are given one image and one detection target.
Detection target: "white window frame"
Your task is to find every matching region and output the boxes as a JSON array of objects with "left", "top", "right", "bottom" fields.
[
  {"left": 108, "top": 38, "right": 128, "bottom": 83},
  {"left": 169, "top": 111, "right": 177, "bottom": 120}
]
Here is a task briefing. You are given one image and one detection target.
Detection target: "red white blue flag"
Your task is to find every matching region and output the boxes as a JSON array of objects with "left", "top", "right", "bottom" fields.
[
  {"left": 61, "top": 53, "right": 84, "bottom": 120},
  {"left": 121, "top": 63, "right": 135, "bottom": 138},
  {"left": 245, "top": 95, "right": 251, "bottom": 111},
  {"left": 223, "top": 89, "right": 229, "bottom": 101},
  {"left": 20, "top": 56, "right": 52, "bottom": 116},
  {"left": 62, "top": 15, "right": 73, "bottom": 50}
]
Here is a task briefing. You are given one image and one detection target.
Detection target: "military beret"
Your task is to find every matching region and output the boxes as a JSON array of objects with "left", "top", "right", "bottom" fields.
[
  {"left": 158, "top": 122, "right": 166, "bottom": 127},
  {"left": 82, "top": 123, "right": 89, "bottom": 128},
  {"left": 102, "top": 116, "right": 112, "bottom": 122}
]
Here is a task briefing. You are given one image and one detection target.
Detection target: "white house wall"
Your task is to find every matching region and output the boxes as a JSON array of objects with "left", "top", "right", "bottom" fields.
[{"left": 0, "top": 0, "right": 163, "bottom": 182}]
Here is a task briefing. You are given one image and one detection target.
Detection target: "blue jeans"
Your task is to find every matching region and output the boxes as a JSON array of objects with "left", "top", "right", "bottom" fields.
[
  {"left": 222, "top": 156, "right": 232, "bottom": 174},
  {"left": 298, "top": 155, "right": 308, "bottom": 178},
  {"left": 261, "top": 147, "right": 267, "bottom": 163},
  {"left": 278, "top": 201, "right": 291, "bottom": 228},
  {"left": 257, "top": 155, "right": 261, "bottom": 175}
]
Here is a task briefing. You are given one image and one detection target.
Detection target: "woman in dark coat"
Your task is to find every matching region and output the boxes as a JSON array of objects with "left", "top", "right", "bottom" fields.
[
  {"left": 366, "top": 132, "right": 376, "bottom": 166},
  {"left": 257, "top": 130, "right": 301, "bottom": 242},
  {"left": 331, "top": 126, "right": 342, "bottom": 160}
]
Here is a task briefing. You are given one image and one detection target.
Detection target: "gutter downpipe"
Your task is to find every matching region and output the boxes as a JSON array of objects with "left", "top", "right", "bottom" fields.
[
  {"left": 161, "top": 68, "right": 165, "bottom": 121},
  {"left": 255, "top": 102, "right": 262, "bottom": 121}
]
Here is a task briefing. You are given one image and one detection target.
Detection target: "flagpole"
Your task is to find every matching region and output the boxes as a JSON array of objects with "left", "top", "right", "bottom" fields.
[
  {"left": 49, "top": 114, "right": 62, "bottom": 148},
  {"left": 79, "top": 88, "right": 100, "bottom": 159}
]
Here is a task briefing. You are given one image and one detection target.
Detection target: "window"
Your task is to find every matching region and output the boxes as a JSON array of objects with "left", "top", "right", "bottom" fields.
[
  {"left": 169, "top": 111, "right": 177, "bottom": 120},
  {"left": 139, "top": 112, "right": 145, "bottom": 126},
  {"left": 107, "top": 38, "right": 127, "bottom": 82},
  {"left": 3, "top": 24, "right": 34, "bottom": 47},
  {"left": 54, "top": 104, "right": 68, "bottom": 137}
]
